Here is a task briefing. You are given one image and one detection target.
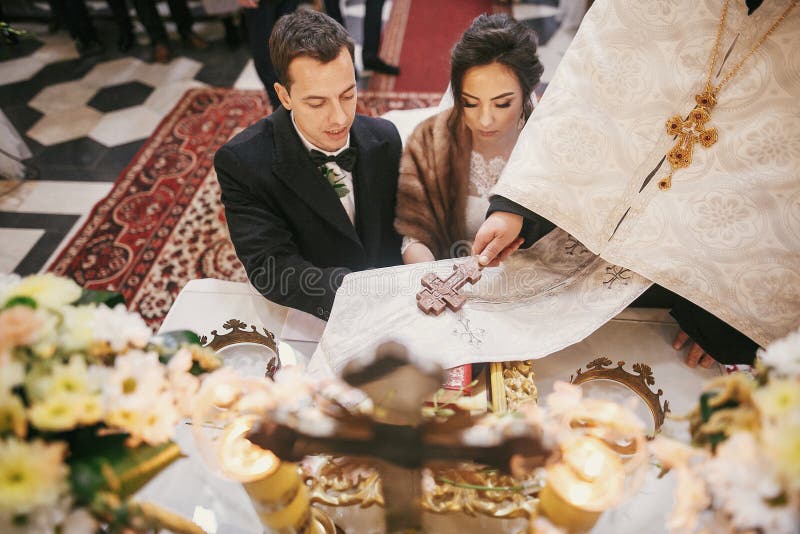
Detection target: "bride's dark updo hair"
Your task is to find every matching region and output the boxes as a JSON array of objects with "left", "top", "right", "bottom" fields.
[{"left": 449, "top": 13, "right": 544, "bottom": 138}]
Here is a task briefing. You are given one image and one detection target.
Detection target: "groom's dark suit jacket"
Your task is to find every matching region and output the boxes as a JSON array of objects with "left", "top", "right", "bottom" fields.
[{"left": 214, "top": 106, "right": 403, "bottom": 320}]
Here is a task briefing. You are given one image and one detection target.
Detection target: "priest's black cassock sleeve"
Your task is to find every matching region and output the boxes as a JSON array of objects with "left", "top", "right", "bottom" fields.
[{"left": 487, "top": 195, "right": 758, "bottom": 365}]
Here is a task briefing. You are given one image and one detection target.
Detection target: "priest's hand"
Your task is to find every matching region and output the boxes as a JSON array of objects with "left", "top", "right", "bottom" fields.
[
  {"left": 672, "top": 330, "right": 718, "bottom": 368},
  {"left": 472, "top": 212, "right": 525, "bottom": 267}
]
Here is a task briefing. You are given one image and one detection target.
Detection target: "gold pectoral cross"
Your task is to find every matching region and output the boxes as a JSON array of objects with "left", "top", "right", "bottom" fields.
[{"left": 658, "top": 90, "right": 719, "bottom": 191}]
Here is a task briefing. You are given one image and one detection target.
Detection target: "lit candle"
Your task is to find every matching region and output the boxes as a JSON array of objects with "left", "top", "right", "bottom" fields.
[
  {"left": 217, "top": 415, "right": 311, "bottom": 533},
  {"left": 538, "top": 437, "right": 624, "bottom": 533}
]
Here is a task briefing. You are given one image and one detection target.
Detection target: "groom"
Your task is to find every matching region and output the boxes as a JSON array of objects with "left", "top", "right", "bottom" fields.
[{"left": 214, "top": 9, "right": 402, "bottom": 320}]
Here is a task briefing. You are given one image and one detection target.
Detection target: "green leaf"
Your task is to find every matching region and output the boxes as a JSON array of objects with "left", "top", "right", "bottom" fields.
[
  {"left": 699, "top": 391, "right": 738, "bottom": 451},
  {"left": 69, "top": 438, "right": 183, "bottom": 505},
  {"left": 76, "top": 289, "right": 125, "bottom": 308},
  {"left": 2, "top": 296, "right": 37, "bottom": 310}
]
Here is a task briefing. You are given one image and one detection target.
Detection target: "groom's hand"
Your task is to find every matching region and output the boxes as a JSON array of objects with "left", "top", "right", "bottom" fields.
[{"left": 472, "top": 212, "right": 524, "bottom": 267}]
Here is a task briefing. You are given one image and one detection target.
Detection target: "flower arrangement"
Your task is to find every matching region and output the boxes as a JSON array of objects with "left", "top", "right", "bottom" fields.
[
  {"left": 0, "top": 273, "right": 222, "bottom": 533},
  {"left": 652, "top": 327, "right": 800, "bottom": 533}
]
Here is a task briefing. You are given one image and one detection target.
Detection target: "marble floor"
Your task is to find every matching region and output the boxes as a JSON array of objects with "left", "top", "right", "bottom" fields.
[{"left": 0, "top": 0, "right": 577, "bottom": 276}]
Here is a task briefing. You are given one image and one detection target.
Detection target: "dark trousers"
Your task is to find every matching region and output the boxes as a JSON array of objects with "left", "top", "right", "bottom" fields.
[
  {"left": 324, "top": 0, "right": 385, "bottom": 60},
  {"left": 61, "top": 0, "right": 99, "bottom": 42},
  {"left": 244, "top": 0, "right": 299, "bottom": 109},
  {"left": 631, "top": 285, "right": 759, "bottom": 365},
  {"left": 106, "top": 0, "right": 194, "bottom": 45}
]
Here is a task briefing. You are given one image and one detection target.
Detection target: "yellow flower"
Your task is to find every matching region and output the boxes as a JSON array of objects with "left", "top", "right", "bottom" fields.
[
  {"left": 48, "top": 356, "right": 93, "bottom": 397},
  {"left": 754, "top": 378, "right": 800, "bottom": 421},
  {"left": 0, "top": 391, "right": 26, "bottom": 438},
  {"left": 762, "top": 422, "right": 800, "bottom": 491},
  {"left": 28, "top": 394, "right": 80, "bottom": 432},
  {"left": 78, "top": 394, "right": 103, "bottom": 425},
  {"left": 187, "top": 345, "right": 222, "bottom": 372},
  {"left": 0, "top": 438, "right": 68, "bottom": 514},
  {"left": 106, "top": 407, "right": 140, "bottom": 435},
  {"left": 4, "top": 274, "right": 81, "bottom": 310}
]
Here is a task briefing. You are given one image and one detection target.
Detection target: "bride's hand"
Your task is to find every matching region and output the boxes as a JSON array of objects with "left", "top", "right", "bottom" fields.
[
  {"left": 472, "top": 212, "right": 524, "bottom": 267},
  {"left": 403, "top": 242, "right": 436, "bottom": 264}
]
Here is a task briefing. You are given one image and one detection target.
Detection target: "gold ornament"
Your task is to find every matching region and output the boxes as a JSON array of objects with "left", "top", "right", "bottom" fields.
[{"left": 660, "top": 0, "right": 797, "bottom": 191}]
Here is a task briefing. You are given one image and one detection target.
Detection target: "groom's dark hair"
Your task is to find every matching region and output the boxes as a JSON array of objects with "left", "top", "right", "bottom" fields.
[{"left": 270, "top": 9, "right": 356, "bottom": 91}]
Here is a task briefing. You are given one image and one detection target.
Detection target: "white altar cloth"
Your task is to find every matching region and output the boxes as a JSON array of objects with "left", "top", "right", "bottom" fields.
[{"left": 138, "top": 278, "right": 720, "bottom": 534}]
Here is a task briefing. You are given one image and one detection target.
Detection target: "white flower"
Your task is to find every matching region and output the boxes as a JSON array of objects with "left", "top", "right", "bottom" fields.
[
  {"left": 2, "top": 274, "right": 82, "bottom": 310},
  {"left": 294, "top": 406, "right": 336, "bottom": 437},
  {"left": 0, "top": 496, "right": 71, "bottom": 534},
  {"left": 135, "top": 392, "right": 181, "bottom": 445},
  {"left": 104, "top": 350, "right": 167, "bottom": 410},
  {"left": 666, "top": 466, "right": 710, "bottom": 534},
  {"left": 58, "top": 305, "right": 95, "bottom": 353},
  {"left": 167, "top": 348, "right": 200, "bottom": 415},
  {"left": 757, "top": 327, "right": 800, "bottom": 377},
  {"left": 703, "top": 432, "right": 793, "bottom": 532},
  {"left": 0, "top": 360, "right": 24, "bottom": 391},
  {"left": 168, "top": 347, "right": 193, "bottom": 374},
  {"left": 650, "top": 435, "right": 704, "bottom": 470},
  {"left": 461, "top": 423, "right": 499, "bottom": 447},
  {"left": 421, "top": 468, "right": 436, "bottom": 494},
  {"left": 545, "top": 381, "right": 583, "bottom": 417},
  {"left": 92, "top": 304, "right": 151, "bottom": 351},
  {"left": 0, "top": 438, "right": 68, "bottom": 515}
]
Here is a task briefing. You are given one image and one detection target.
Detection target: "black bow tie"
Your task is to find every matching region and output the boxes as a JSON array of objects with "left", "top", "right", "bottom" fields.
[{"left": 309, "top": 147, "right": 358, "bottom": 173}]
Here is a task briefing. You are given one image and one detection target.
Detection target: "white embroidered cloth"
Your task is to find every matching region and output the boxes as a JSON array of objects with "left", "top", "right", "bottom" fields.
[
  {"left": 309, "top": 229, "right": 651, "bottom": 375},
  {"left": 492, "top": 0, "right": 800, "bottom": 347}
]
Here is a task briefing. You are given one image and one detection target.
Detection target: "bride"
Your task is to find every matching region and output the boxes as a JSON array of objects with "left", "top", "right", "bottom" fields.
[{"left": 394, "top": 14, "right": 552, "bottom": 264}]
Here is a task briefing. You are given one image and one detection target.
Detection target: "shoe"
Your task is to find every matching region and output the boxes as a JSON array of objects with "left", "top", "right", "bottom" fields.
[
  {"left": 118, "top": 31, "right": 135, "bottom": 52},
  {"left": 363, "top": 56, "right": 400, "bottom": 76},
  {"left": 152, "top": 42, "right": 171, "bottom": 64},
  {"left": 181, "top": 31, "right": 209, "bottom": 50},
  {"left": 76, "top": 38, "right": 106, "bottom": 58}
]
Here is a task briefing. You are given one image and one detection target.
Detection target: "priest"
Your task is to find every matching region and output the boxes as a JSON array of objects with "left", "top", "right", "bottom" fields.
[{"left": 473, "top": 0, "right": 800, "bottom": 367}]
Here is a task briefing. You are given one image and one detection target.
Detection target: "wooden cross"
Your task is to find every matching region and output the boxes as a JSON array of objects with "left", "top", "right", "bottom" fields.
[
  {"left": 659, "top": 91, "right": 718, "bottom": 190},
  {"left": 416, "top": 257, "right": 483, "bottom": 316}
]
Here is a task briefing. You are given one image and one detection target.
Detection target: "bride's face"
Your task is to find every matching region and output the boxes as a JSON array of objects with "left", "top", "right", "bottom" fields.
[{"left": 460, "top": 62, "right": 524, "bottom": 149}]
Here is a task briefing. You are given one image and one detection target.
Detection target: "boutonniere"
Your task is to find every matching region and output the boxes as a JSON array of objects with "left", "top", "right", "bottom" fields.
[{"left": 321, "top": 166, "right": 350, "bottom": 198}]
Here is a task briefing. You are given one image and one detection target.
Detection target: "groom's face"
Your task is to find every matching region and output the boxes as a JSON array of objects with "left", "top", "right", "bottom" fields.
[{"left": 275, "top": 47, "right": 357, "bottom": 152}]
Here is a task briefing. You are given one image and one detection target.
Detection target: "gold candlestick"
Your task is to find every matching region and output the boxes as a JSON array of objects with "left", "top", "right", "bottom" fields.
[
  {"left": 217, "top": 415, "right": 315, "bottom": 533},
  {"left": 538, "top": 436, "right": 624, "bottom": 533}
]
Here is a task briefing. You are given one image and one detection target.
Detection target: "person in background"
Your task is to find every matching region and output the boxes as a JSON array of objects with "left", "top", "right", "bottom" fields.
[
  {"left": 106, "top": 0, "right": 209, "bottom": 62},
  {"left": 236, "top": 0, "right": 299, "bottom": 109},
  {"left": 323, "top": 0, "right": 399, "bottom": 75}
]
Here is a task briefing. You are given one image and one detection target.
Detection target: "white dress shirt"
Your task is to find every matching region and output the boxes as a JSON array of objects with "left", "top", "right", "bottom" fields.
[{"left": 291, "top": 112, "right": 356, "bottom": 226}]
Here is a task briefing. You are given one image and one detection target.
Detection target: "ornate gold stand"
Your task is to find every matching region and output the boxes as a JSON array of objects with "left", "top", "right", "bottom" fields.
[{"left": 200, "top": 318, "right": 280, "bottom": 378}]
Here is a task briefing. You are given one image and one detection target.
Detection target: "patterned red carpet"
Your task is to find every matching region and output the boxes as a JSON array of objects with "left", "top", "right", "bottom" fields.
[
  {"left": 370, "top": 0, "right": 507, "bottom": 92},
  {"left": 48, "top": 88, "right": 442, "bottom": 328}
]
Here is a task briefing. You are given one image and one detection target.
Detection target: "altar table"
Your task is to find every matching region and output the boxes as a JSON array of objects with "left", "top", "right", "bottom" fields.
[{"left": 137, "top": 278, "right": 721, "bottom": 533}]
